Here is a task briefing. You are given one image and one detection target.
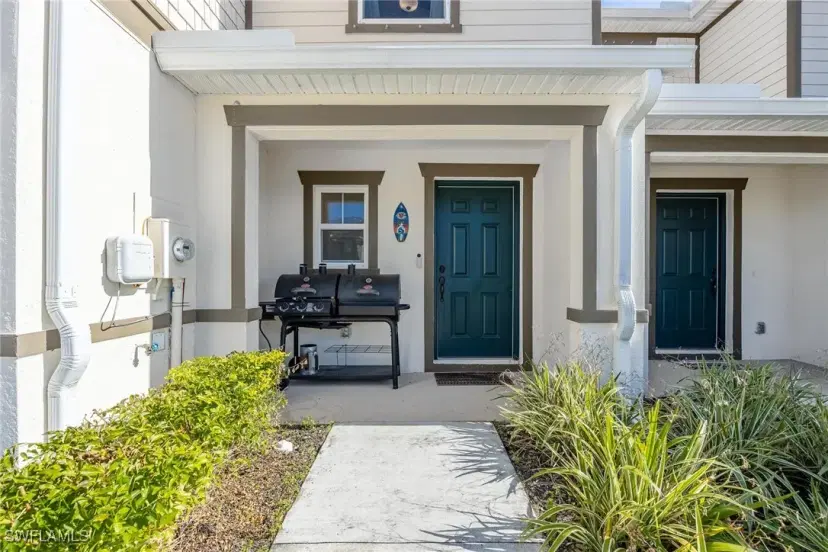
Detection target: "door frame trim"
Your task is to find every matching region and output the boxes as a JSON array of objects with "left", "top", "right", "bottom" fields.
[
  {"left": 652, "top": 193, "right": 727, "bottom": 352},
  {"left": 419, "top": 163, "right": 538, "bottom": 373},
  {"left": 433, "top": 181, "right": 520, "bottom": 361},
  {"left": 648, "top": 178, "right": 747, "bottom": 359}
]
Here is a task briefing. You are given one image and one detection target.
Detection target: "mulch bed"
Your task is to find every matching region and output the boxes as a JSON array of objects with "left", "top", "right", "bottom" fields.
[
  {"left": 494, "top": 421, "right": 559, "bottom": 516},
  {"left": 167, "top": 423, "right": 330, "bottom": 552}
]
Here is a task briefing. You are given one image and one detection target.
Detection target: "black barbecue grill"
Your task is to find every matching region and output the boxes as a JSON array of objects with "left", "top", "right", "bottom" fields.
[{"left": 261, "top": 263, "right": 408, "bottom": 389}]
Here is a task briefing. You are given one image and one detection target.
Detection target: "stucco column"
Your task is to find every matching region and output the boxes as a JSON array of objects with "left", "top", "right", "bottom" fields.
[{"left": 193, "top": 99, "right": 261, "bottom": 355}]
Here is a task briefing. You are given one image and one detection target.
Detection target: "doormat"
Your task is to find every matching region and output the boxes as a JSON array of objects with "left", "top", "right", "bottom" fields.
[{"left": 434, "top": 372, "right": 506, "bottom": 386}]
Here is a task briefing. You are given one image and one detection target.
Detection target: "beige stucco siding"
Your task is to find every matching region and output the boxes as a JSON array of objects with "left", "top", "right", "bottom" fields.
[
  {"left": 802, "top": 0, "right": 828, "bottom": 97},
  {"left": 700, "top": 1, "right": 787, "bottom": 97},
  {"left": 252, "top": 0, "right": 592, "bottom": 44}
]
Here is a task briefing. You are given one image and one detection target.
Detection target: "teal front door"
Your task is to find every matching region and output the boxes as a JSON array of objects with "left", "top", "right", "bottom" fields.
[
  {"left": 434, "top": 183, "right": 518, "bottom": 359},
  {"left": 655, "top": 195, "right": 724, "bottom": 349}
]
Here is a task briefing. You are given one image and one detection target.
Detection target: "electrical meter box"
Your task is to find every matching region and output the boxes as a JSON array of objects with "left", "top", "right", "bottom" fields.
[
  {"left": 145, "top": 218, "right": 195, "bottom": 279},
  {"left": 105, "top": 235, "right": 155, "bottom": 285}
]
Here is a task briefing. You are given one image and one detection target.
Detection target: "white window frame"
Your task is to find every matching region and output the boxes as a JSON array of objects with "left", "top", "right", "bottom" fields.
[
  {"left": 313, "top": 185, "right": 370, "bottom": 270},
  {"left": 358, "top": 0, "right": 451, "bottom": 25}
]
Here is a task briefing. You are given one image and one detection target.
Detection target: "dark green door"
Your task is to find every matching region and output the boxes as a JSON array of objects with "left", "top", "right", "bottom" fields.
[
  {"left": 655, "top": 196, "right": 722, "bottom": 349},
  {"left": 435, "top": 183, "right": 517, "bottom": 358}
]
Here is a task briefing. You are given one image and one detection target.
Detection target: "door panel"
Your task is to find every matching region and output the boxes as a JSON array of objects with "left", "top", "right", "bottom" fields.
[
  {"left": 655, "top": 196, "right": 721, "bottom": 349},
  {"left": 435, "top": 185, "right": 516, "bottom": 358}
]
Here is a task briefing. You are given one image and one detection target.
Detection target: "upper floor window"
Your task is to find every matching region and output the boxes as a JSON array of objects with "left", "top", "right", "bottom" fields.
[
  {"left": 363, "top": 0, "right": 446, "bottom": 21},
  {"left": 348, "top": 0, "right": 461, "bottom": 33}
]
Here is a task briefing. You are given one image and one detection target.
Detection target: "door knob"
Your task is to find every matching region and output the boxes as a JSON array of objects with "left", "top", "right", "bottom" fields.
[
  {"left": 438, "top": 275, "right": 445, "bottom": 302},
  {"left": 709, "top": 268, "right": 717, "bottom": 295}
]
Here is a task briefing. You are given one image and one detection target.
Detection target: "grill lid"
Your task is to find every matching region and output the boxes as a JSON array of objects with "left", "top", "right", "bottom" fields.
[
  {"left": 275, "top": 273, "right": 339, "bottom": 299},
  {"left": 338, "top": 274, "right": 400, "bottom": 305}
]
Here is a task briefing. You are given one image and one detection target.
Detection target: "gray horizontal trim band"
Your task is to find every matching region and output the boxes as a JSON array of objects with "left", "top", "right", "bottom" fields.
[
  {"left": 0, "top": 308, "right": 260, "bottom": 359},
  {"left": 195, "top": 307, "right": 262, "bottom": 323},
  {"left": 566, "top": 308, "right": 650, "bottom": 324},
  {"left": 1, "top": 313, "right": 188, "bottom": 359},
  {"left": 224, "top": 105, "right": 609, "bottom": 128},
  {"left": 646, "top": 135, "right": 828, "bottom": 154}
]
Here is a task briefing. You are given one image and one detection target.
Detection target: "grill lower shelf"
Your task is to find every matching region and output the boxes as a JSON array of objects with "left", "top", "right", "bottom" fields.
[{"left": 291, "top": 365, "right": 393, "bottom": 381}]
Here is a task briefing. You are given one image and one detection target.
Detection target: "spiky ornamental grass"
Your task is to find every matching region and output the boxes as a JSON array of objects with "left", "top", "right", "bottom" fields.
[
  {"left": 667, "top": 360, "right": 828, "bottom": 550},
  {"left": 503, "top": 362, "right": 751, "bottom": 552}
]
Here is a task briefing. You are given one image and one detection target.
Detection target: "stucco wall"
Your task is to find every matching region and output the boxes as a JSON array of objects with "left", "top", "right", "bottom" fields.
[
  {"left": 1, "top": 0, "right": 197, "bottom": 449},
  {"left": 252, "top": 0, "right": 593, "bottom": 44},
  {"left": 257, "top": 140, "right": 573, "bottom": 372},
  {"left": 650, "top": 163, "right": 828, "bottom": 364},
  {"left": 789, "top": 166, "right": 828, "bottom": 365},
  {"left": 700, "top": 0, "right": 787, "bottom": 97}
]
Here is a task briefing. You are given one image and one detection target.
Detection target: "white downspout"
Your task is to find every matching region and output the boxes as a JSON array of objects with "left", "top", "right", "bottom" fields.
[
  {"left": 45, "top": 0, "right": 92, "bottom": 433},
  {"left": 614, "top": 69, "right": 662, "bottom": 393}
]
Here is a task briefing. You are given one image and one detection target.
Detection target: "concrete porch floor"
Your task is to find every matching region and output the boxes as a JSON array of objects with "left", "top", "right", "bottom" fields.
[
  {"left": 281, "top": 361, "right": 828, "bottom": 423},
  {"left": 281, "top": 373, "right": 507, "bottom": 423}
]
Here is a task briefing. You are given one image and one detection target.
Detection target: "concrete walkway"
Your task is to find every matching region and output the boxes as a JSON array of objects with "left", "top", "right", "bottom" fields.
[{"left": 272, "top": 423, "right": 540, "bottom": 551}]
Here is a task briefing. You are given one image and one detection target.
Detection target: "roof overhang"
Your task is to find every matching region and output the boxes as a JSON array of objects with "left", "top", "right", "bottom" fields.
[
  {"left": 649, "top": 97, "right": 828, "bottom": 136},
  {"left": 152, "top": 30, "right": 695, "bottom": 96}
]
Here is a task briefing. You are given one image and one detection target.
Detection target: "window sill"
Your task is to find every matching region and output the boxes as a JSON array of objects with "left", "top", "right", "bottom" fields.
[{"left": 345, "top": 22, "right": 462, "bottom": 34}]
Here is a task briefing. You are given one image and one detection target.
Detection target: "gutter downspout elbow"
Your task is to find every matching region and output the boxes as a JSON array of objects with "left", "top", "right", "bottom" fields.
[
  {"left": 615, "top": 69, "right": 662, "bottom": 343},
  {"left": 45, "top": 0, "right": 91, "bottom": 434}
]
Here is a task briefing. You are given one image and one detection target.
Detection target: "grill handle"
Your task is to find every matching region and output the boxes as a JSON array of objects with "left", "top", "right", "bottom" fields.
[
  {"left": 356, "top": 287, "right": 380, "bottom": 296},
  {"left": 290, "top": 287, "right": 317, "bottom": 295}
]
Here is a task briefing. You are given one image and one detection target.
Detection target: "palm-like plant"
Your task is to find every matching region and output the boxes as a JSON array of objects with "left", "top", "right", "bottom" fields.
[
  {"left": 525, "top": 404, "right": 750, "bottom": 551},
  {"left": 503, "top": 362, "right": 751, "bottom": 551}
]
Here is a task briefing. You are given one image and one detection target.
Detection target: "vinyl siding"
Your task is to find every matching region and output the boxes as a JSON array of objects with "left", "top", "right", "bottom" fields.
[
  {"left": 700, "top": 1, "right": 787, "bottom": 97},
  {"left": 252, "top": 0, "right": 593, "bottom": 44},
  {"left": 150, "top": 0, "right": 246, "bottom": 30},
  {"left": 658, "top": 36, "right": 696, "bottom": 83},
  {"left": 802, "top": 0, "right": 828, "bottom": 97}
]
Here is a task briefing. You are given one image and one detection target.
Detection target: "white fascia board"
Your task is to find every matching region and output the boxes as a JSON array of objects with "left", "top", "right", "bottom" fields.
[
  {"left": 153, "top": 31, "right": 695, "bottom": 74},
  {"left": 651, "top": 98, "right": 828, "bottom": 119}
]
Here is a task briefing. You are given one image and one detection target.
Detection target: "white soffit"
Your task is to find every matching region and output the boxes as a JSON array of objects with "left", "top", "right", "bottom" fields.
[
  {"left": 603, "top": 0, "right": 733, "bottom": 34},
  {"left": 648, "top": 97, "right": 828, "bottom": 136},
  {"left": 152, "top": 30, "right": 695, "bottom": 96}
]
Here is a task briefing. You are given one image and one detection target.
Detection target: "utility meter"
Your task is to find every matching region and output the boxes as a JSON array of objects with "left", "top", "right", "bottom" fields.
[
  {"left": 172, "top": 237, "right": 195, "bottom": 262},
  {"left": 145, "top": 218, "right": 195, "bottom": 279}
]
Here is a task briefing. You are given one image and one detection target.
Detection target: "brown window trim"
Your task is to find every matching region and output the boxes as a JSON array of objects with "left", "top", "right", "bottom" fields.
[
  {"left": 297, "top": 171, "right": 385, "bottom": 272},
  {"left": 346, "top": 0, "right": 462, "bottom": 34}
]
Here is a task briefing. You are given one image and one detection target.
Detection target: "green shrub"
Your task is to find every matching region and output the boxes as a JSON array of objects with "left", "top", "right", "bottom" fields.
[
  {"left": 501, "top": 361, "right": 630, "bottom": 461},
  {"left": 668, "top": 361, "right": 828, "bottom": 495},
  {"left": 0, "top": 350, "right": 287, "bottom": 551},
  {"left": 504, "top": 362, "right": 750, "bottom": 552},
  {"left": 668, "top": 360, "right": 828, "bottom": 550}
]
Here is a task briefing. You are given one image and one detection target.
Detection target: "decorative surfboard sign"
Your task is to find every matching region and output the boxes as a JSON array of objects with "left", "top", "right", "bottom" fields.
[{"left": 393, "top": 202, "right": 409, "bottom": 243}]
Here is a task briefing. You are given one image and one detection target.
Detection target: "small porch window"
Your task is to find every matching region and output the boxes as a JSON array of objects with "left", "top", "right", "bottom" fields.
[{"left": 314, "top": 186, "right": 369, "bottom": 269}]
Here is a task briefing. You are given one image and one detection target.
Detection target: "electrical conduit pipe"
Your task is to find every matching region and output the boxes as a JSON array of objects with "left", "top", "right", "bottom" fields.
[
  {"left": 614, "top": 69, "right": 662, "bottom": 394},
  {"left": 45, "top": 0, "right": 92, "bottom": 433}
]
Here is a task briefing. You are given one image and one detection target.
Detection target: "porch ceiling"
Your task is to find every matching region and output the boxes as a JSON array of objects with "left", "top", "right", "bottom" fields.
[
  {"left": 648, "top": 97, "right": 828, "bottom": 136},
  {"left": 152, "top": 30, "right": 694, "bottom": 96}
]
